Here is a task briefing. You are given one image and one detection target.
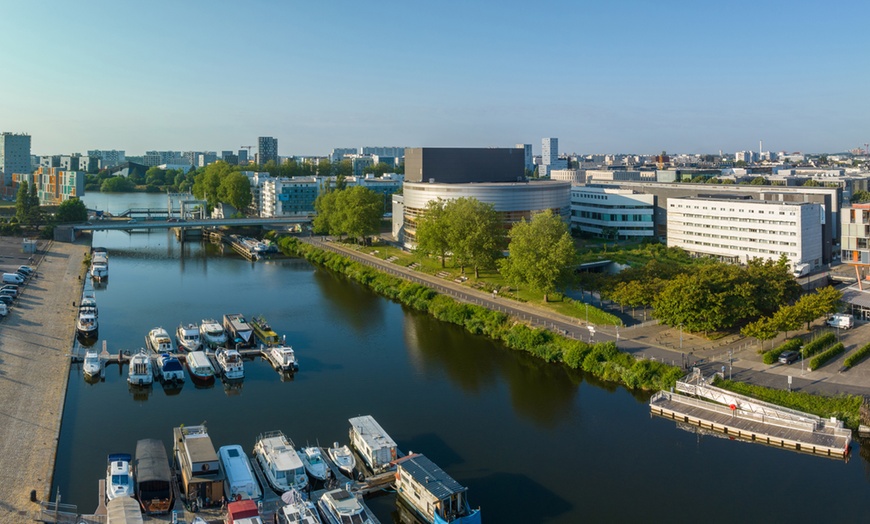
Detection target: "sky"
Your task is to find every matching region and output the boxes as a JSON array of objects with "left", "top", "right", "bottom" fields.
[{"left": 1, "top": 0, "right": 868, "bottom": 157}]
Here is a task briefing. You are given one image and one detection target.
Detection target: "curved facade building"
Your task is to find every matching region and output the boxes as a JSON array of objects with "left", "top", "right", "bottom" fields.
[{"left": 394, "top": 180, "right": 571, "bottom": 245}]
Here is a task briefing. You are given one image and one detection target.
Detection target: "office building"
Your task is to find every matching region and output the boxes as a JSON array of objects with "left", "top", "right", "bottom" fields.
[
  {"left": 404, "top": 147, "right": 525, "bottom": 184},
  {"left": 258, "top": 137, "right": 278, "bottom": 165},
  {"left": 516, "top": 143, "right": 533, "bottom": 173},
  {"left": 330, "top": 148, "right": 358, "bottom": 162},
  {"left": 1, "top": 132, "right": 32, "bottom": 185},
  {"left": 540, "top": 137, "right": 567, "bottom": 178},
  {"left": 238, "top": 149, "right": 249, "bottom": 164},
  {"left": 260, "top": 176, "right": 319, "bottom": 217},
  {"left": 40, "top": 155, "right": 61, "bottom": 169},
  {"left": 570, "top": 187, "right": 655, "bottom": 240},
  {"left": 87, "top": 149, "right": 125, "bottom": 169}
]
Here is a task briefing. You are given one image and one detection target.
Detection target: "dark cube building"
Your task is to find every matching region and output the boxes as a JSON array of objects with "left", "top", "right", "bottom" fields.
[{"left": 404, "top": 147, "right": 525, "bottom": 184}]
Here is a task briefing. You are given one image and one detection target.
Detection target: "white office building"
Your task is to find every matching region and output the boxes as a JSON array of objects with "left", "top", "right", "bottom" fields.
[
  {"left": 516, "top": 143, "right": 533, "bottom": 173},
  {"left": 667, "top": 197, "right": 823, "bottom": 268},
  {"left": 540, "top": 137, "right": 567, "bottom": 178},
  {"left": 571, "top": 187, "right": 654, "bottom": 239}
]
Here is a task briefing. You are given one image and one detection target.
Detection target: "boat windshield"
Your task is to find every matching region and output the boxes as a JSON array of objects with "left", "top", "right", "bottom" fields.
[
  {"left": 112, "top": 474, "right": 129, "bottom": 486},
  {"left": 206, "top": 327, "right": 223, "bottom": 336},
  {"left": 342, "top": 511, "right": 369, "bottom": 524},
  {"left": 309, "top": 454, "right": 323, "bottom": 465},
  {"left": 294, "top": 466, "right": 305, "bottom": 477}
]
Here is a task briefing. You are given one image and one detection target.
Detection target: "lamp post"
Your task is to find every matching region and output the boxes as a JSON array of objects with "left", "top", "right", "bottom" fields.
[
  {"left": 679, "top": 323, "right": 683, "bottom": 351},
  {"left": 585, "top": 302, "right": 589, "bottom": 326}
]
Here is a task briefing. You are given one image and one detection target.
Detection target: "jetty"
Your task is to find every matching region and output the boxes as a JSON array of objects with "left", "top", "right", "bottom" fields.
[{"left": 650, "top": 369, "right": 851, "bottom": 459}]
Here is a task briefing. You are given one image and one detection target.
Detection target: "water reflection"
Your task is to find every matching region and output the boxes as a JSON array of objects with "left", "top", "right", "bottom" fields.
[{"left": 312, "top": 269, "right": 385, "bottom": 332}]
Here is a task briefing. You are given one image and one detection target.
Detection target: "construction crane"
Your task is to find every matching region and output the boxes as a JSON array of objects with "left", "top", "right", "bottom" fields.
[{"left": 240, "top": 145, "right": 254, "bottom": 164}]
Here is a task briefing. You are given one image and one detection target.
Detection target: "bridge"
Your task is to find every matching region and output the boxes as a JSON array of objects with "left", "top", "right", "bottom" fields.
[{"left": 71, "top": 216, "right": 312, "bottom": 232}]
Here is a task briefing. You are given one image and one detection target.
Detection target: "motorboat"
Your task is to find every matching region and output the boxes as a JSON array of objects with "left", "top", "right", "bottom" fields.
[
  {"left": 250, "top": 315, "right": 280, "bottom": 346},
  {"left": 326, "top": 442, "right": 356, "bottom": 478},
  {"left": 215, "top": 348, "right": 244, "bottom": 380},
  {"left": 253, "top": 431, "right": 308, "bottom": 493},
  {"left": 146, "top": 327, "right": 173, "bottom": 353},
  {"left": 266, "top": 342, "right": 299, "bottom": 373},
  {"left": 348, "top": 416, "right": 397, "bottom": 474},
  {"left": 76, "top": 285, "right": 99, "bottom": 338},
  {"left": 127, "top": 350, "right": 153, "bottom": 386},
  {"left": 156, "top": 353, "right": 185, "bottom": 385},
  {"left": 224, "top": 313, "right": 254, "bottom": 348},
  {"left": 185, "top": 351, "right": 215, "bottom": 385},
  {"left": 298, "top": 446, "right": 328, "bottom": 482},
  {"left": 279, "top": 488, "right": 322, "bottom": 524},
  {"left": 317, "top": 488, "right": 378, "bottom": 524},
  {"left": 176, "top": 323, "right": 202, "bottom": 352},
  {"left": 394, "top": 454, "right": 481, "bottom": 524},
  {"left": 83, "top": 349, "right": 101, "bottom": 379},
  {"left": 106, "top": 453, "right": 134, "bottom": 502},
  {"left": 91, "top": 248, "right": 108, "bottom": 281},
  {"left": 218, "top": 444, "right": 262, "bottom": 501},
  {"left": 200, "top": 318, "right": 228, "bottom": 348}
]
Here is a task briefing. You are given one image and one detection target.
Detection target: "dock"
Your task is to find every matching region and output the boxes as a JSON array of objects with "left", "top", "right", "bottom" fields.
[{"left": 650, "top": 370, "right": 851, "bottom": 459}]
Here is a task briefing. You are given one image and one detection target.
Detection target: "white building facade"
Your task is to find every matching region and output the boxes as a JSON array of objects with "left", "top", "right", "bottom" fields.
[
  {"left": 570, "top": 187, "right": 654, "bottom": 239},
  {"left": 667, "top": 197, "right": 823, "bottom": 268}
]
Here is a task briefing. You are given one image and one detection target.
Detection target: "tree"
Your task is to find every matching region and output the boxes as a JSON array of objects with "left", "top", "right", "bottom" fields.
[
  {"left": 101, "top": 176, "right": 135, "bottom": 192},
  {"left": 415, "top": 199, "right": 451, "bottom": 267},
  {"left": 741, "top": 317, "right": 778, "bottom": 350},
  {"left": 339, "top": 186, "right": 383, "bottom": 243},
  {"left": 15, "top": 181, "right": 30, "bottom": 223},
  {"left": 192, "top": 161, "right": 233, "bottom": 208},
  {"left": 145, "top": 167, "right": 167, "bottom": 187},
  {"left": 445, "top": 198, "right": 504, "bottom": 279},
  {"left": 313, "top": 191, "right": 339, "bottom": 235},
  {"left": 56, "top": 197, "right": 88, "bottom": 223},
  {"left": 218, "top": 171, "right": 253, "bottom": 212},
  {"left": 500, "top": 210, "right": 574, "bottom": 302},
  {"left": 750, "top": 176, "right": 768, "bottom": 185},
  {"left": 27, "top": 182, "right": 41, "bottom": 227}
]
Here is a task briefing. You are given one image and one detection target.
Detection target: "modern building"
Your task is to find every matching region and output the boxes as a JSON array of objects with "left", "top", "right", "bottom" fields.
[
  {"left": 87, "top": 149, "right": 125, "bottom": 169},
  {"left": 550, "top": 169, "right": 585, "bottom": 185},
  {"left": 242, "top": 171, "right": 272, "bottom": 216},
  {"left": 258, "top": 137, "right": 278, "bottom": 165},
  {"left": 841, "top": 204, "right": 870, "bottom": 275},
  {"left": 666, "top": 196, "right": 823, "bottom": 269},
  {"left": 350, "top": 155, "right": 374, "bottom": 177},
  {"left": 238, "top": 149, "right": 249, "bottom": 165},
  {"left": 260, "top": 176, "right": 319, "bottom": 217},
  {"left": 404, "top": 147, "right": 526, "bottom": 184},
  {"left": 570, "top": 187, "right": 655, "bottom": 239},
  {"left": 515, "top": 143, "right": 533, "bottom": 173},
  {"left": 361, "top": 146, "right": 404, "bottom": 158},
  {"left": 540, "top": 137, "right": 567, "bottom": 178},
  {"left": 329, "top": 148, "right": 358, "bottom": 162},
  {"left": 13, "top": 167, "right": 84, "bottom": 205},
  {"left": 1, "top": 132, "right": 32, "bottom": 185},
  {"left": 40, "top": 155, "right": 61, "bottom": 169}
]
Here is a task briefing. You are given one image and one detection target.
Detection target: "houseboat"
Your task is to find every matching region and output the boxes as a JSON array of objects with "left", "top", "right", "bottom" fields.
[
  {"left": 349, "top": 416, "right": 398, "bottom": 474},
  {"left": 224, "top": 313, "right": 254, "bottom": 348},
  {"left": 266, "top": 342, "right": 299, "bottom": 373},
  {"left": 216, "top": 348, "right": 245, "bottom": 380},
  {"left": 395, "top": 454, "right": 481, "bottom": 524},
  {"left": 106, "top": 453, "right": 134, "bottom": 503},
  {"left": 200, "top": 318, "right": 228, "bottom": 348},
  {"left": 317, "top": 488, "right": 379, "bottom": 524},
  {"left": 253, "top": 431, "right": 308, "bottom": 494},
  {"left": 250, "top": 315, "right": 280, "bottom": 346},
  {"left": 185, "top": 351, "right": 215, "bottom": 385},
  {"left": 218, "top": 445, "right": 262, "bottom": 501},
  {"left": 135, "top": 439, "right": 174, "bottom": 515},
  {"left": 127, "top": 350, "right": 154, "bottom": 386},
  {"left": 176, "top": 323, "right": 203, "bottom": 352},
  {"left": 146, "top": 327, "right": 173, "bottom": 353},
  {"left": 173, "top": 424, "right": 224, "bottom": 510}
]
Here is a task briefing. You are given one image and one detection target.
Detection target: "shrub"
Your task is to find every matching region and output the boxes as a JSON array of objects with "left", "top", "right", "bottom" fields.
[
  {"left": 800, "top": 332, "right": 836, "bottom": 358},
  {"left": 809, "top": 342, "right": 845, "bottom": 371},
  {"left": 843, "top": 342, "right": 870, "bottom": 369},
  {"left": 762, "top": 338, "right": 803, "bottom": 365}
]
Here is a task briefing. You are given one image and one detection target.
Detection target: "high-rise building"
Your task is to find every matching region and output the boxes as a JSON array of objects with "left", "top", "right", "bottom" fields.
[
  {"left": 238, "top": 149, "right": 249, "bottom": 164},
  {"left": 516, "top": 143, "right": 533, "bottom": 173},
  {"left": 258, "top": 137, "right": 278, "bottom": 165},
  {"left": 1, "top": 132, "right": 32, "bottom": 184},
  {"left": 87, "top": 149, "right": 126, "bottom": 169},
  {"left": 540, "top": 137, "right": 566, "bottom": 177}
]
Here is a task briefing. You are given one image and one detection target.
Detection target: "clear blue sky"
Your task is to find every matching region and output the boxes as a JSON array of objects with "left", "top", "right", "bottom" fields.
[{"left": 2, "top": 0, "right": 867, "bottom": 156}]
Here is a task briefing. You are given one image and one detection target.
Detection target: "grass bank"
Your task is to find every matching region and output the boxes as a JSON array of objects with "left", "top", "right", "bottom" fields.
[{"left": 278, "top": 237, "right": 681, "bottom": 391}]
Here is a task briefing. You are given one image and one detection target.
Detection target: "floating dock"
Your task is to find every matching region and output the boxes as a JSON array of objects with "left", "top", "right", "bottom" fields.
[{"left": 650, "top": 370, "right": 851, "bottom": 459}]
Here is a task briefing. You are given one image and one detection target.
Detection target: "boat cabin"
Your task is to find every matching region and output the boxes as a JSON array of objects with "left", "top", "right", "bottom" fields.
[
  {"left": 173, "top": 425, "right": 224, "bottom": 508},
  {"left": 227, "top": 499, "right": 263, "bottom": 524},
  {"left": 219, "top": 445, "right": 262, "bottom": 501},
  {"left": 135, "top": 439, "right": 173, "bottom": 515},
  {"left": 224, "top": 313, "right": 254, "bottom": 348},
  {"left": 349, "top": 415, "right": 398, "bottom": 473},
  {"left": 106, "top": 496, "right": 144, "bottom": 524},
  {"left": 395, "top": 454, "right": 480, "bottom": 524}
]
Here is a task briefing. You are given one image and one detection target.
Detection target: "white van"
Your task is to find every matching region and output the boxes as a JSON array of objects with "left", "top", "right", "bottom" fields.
[
  {"left": 826, "top": 313, "right": 854, "bottom": 329},
  {"left": 2, "top": 273, "right": 24, "bottom": 285},
  {"left": 0, "top": 303, "right": 7, "bottom": 316}
]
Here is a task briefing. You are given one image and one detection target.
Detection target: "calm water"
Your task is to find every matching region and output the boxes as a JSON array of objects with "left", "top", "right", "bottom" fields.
[{"left": 54, "top": 193, "right": 870, "bottom": 523}]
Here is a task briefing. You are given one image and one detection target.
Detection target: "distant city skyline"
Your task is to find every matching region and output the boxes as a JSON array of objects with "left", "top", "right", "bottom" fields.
[{"left": 1, "top": 1, "right": 867, "bottom": 156}]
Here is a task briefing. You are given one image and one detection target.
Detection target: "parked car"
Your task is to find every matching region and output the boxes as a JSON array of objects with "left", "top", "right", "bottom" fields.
[
  {"left": 779, "top": 351, "right": 800, "bottom": 364},
  {"left": 1, "top": 285, "right": 18, "bottom": 297},
  {"left": 17, "top": 265, "right": 33, "bottom": 275},
  {"left": 0, "top": 303, "right": 7, "bottom": 316},
  {"left": 0, "top": 295, "right": 13, "bottom": 306}
]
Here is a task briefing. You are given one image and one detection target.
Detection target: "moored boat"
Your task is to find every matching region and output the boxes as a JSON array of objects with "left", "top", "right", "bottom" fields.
[
  {"left": 83, "top": 349, "right": 101, "bottom": 379},
  {"left": 317, "top": 488, "right": 379, "bottom": 524},
  {"left": 135, "top": 438, "right": 174, "bottom": 515},
  {"left": 253, "top": 430, "right": 308, "bottom": 493},
  {"left": 224, "top": 313, "right": 254, "bottom": 348},
  {"left": 127, "top": 350, "right": 154, "bottom": 386},
  {"left": 279, "top": 488, "right": 322, "bottom": 524},
  {"left": 218, "top": 444, "right": 262, "bottom": 501},
  {"left": 176, "top": 323, "right": 202, "bottom": 352},
  {"left": 348, "top": 416, "right": 397, "bottom": 474},
  {"left": 267, "top": 342, "right": 299, "bottom": 373},
  {"left": 76, "top": 284, "right": 99, "bottom": 338},
  {"left": 91, "top": 248, "right": 109, "bottom": 281},
  {"left": 200, "top": 318, "right": 228, "bottom": 348},
  {"left": 185, "top": 351, "right": 215, "bottom": 385},
  {"left": 250, "top": 315, "right": 280, "bottom": 346},
  {"left": 106, "top": 452, "right": 134, "bottom": 502},
  {"left": 298, "top": 446, "right": 328, "bottom": 482},
  {"left": 394, "top": 454, "right": 481, "bottom": 524},
  {"left": 156, "top": 353, "right": 185, "bottom": 385},
  {"left": 215, "top": 348, "right": 245, "bottom": 380},
  {"left": 146, "top": 327, "right": 173, "bottom": 353},
  {"left": 326, "top": 443, "right": 356, "bottom": 478}
]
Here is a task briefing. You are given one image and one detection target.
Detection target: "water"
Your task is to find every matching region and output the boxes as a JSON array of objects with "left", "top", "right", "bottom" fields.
[{"left": 54, "top": 193, "right": 870, "bottom": 523}]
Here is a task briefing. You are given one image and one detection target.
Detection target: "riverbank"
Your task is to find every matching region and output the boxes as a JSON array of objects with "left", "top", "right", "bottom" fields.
[{"left": 0, "top": 237, "right": 89, "bottom": 522}]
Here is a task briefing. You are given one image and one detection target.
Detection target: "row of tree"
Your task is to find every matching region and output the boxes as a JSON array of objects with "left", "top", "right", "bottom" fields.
[
  {"left": 191, "top": 162, "right": 253, "bottom": 212},
  {"left": 313, "top": 186, "right": 383, "bottom": 243},
  {"left": 741, "top": 287, "right": 842, "bottom": 348}
]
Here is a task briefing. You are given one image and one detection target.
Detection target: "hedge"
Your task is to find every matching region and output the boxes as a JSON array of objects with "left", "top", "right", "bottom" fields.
[
  {"left": 800, "top": 332, "right": 836, "bottom": 359},
  {"left": 762, "top": 338, "right": 803, "bottom": 365},
  {"left": 843, "top": 342, "right": 870, "bottom": 369},
  {"left": 808, "top": 342, "right": 845, "bottom": 371},
  {"left": 278, "top": 237, "right": 683, "bottom": 391}
]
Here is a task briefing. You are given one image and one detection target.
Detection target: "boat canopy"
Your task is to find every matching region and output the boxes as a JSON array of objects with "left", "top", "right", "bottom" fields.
[
  {"left": 106, "top": 496, "right": 144, "bottom": 524},
  {"left": 135, "top": 439, "right": 171, "bottom": 484}
]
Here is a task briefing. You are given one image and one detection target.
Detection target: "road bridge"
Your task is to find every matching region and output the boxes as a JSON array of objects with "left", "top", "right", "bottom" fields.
[{"left": 71, "top": 216, "right": 312, "bottom": 232}]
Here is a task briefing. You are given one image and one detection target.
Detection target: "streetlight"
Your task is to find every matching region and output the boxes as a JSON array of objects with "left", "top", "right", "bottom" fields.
[
  {"left": 679, "top": 323, "right": 683, "bottom": 351},
  {"left": 585, "top": 302, "right": 589, "bottom": 326}
]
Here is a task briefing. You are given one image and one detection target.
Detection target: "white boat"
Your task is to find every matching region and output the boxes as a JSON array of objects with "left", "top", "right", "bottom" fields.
[
  {"left": 279, "top": 488, "right": 322, "bottom": 524},
  {"left": 76, "top": 305, "right": 98, "bottom": 337},
  {"left": 326, "top": 443, "right": 356, "bottom": 478},
  {"left": 146, "top": 327, "right": 173, "bottom": 353},
  {"left": 127, "top": 350, "right": 153, "bottom": 386},
  {"left": 91, "top": 248, "right": 109, "bottom": 281},
  {"left": 218, "top": 444, "right": 263, "bottom": 501},
  {"left": 298, "top": 446, "right": 328, "bottom": 482},
  {"left": 156, "top": 353, "right": 184, "bottom": 384},
  {"left": 216, "top": 348, "right": 245, "bottom": 380},
  {"left": 106, "top": 453, "right": 134, "bottom": 502},
  {"left": 267, "top": 343, "right": 299, "bottom": 373},
  {"left": 253, "top": 431, "right": 308, "bottom": 494},
  {"left": 186, "top": 351, "right": 215, "bottom": 385},
  {"left": 317, "top": 488, "right": 378, "bottom": 524},
  {"left": 200, "top": 318, "right": 228, "bottom": 348},
  {"left": 348, "top": 416, "right": 397, "bottom": 474},
  {"left": 83, "top": 349, "right": 101, "bottom": 379},
  {"left": 177, "top": 323, "right": 202, "bottom": 352}
]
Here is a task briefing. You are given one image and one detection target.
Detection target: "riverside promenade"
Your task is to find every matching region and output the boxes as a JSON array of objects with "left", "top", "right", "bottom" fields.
[{"left": 0, "top": 238, "right": 88, "bottom": 523}]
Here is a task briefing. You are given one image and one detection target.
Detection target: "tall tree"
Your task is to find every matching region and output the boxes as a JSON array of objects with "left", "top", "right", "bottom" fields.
[
  {"left": 15, "top": 181, "right": 30, "bottom": 223},
  {"left": 340, "top": 186, "right": 383, "bottom": 243},
  {"left": 56, "top": 197, "right": 88, "bottom": 223},
  {"left": 27, "top": 182, "right": 42, "bottom": 227},
  {"left": 445, "top": 198, "right": 504, "bottom": 278},
  {"left": 218, "top": 171, "right": 253, "bottom": 212},
  {"left": 414, "top": 199, "right": 451, "bottom": 267},
  {"left": 313, "top": 191, "right": 339, "bottom": 236},
  {"left": 499, "top": 210, "right": 574, "bottom": 302}
]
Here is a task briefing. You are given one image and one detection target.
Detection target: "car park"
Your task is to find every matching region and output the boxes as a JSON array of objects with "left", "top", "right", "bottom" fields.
[
  {"left": 0, "top": 288, "right": 17, "bottom": 298},
  {"left": 1, "top": 285, "right": 18, "bottom": 296},
  {"left": 779, "top": 350, "right": 800, "bottom": 364},
  {"left": 0, "top": 295, "right": 13, "bottom": 306},
  {"left": 17, "top": 265, "right": 33, "bottom": 275}
]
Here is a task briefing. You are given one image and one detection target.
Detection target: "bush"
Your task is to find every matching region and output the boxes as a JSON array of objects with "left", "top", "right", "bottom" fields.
[
  {"left": 843, "top": 342, "right": 870, "bottom": 369},
  {"left": 809, "top": 342, "right": 845, "bottom": 371},
  {"left": 801, "top": 332, "right": 836, "bottom": 358},
  {"left": 763, "top": 338, "right": 803, "bottom": 365}
]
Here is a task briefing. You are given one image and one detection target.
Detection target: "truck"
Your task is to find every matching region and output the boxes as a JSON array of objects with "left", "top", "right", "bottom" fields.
[
  {"left": 826, "top": 313, "right": 854, "bottom": 329},
  {"left": 793, "top": 263, "right": 811, "bottom": 278}
]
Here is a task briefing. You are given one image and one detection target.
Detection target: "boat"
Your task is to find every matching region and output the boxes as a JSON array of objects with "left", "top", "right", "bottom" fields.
[
  {"left": 266, "top": 341, "right": 299, "bottom": 373},
  {"left": 298, "top": 446, "right": 328, "bottom": 482},
  {"left": 83, "top": 349, "right": 101, "bottom": 379},
  {"left": 91, "top": 248, "right": 109, "bottom": 281},
  {"left": 215, "top": 348, "right": 245, "bottom": 380},
  {"left": 348, "top": 416, "right": 397, "bottom": 474},
  {"left": 127, "top": 350, "right": 154, "bottom": 386},
  {"left": 185, "top": 351, "right": 215, "bottom": 385},
  {"left": 106, "top": 453, "right": 134, "bottom": 502},
  {"left": 155, "top": 353, "right": 185, "bottom": 385},
  {"left": 227, "top": 499, "right": 264, "bottom": 524},
  {"left": 253, "top": 430, "right": 308, "bottom": 493},
  {"left": 200, "top": 318, "right": 228, "bottom": 348},
  {"left": 146, "top": 327, "right": 173, "bottom": 353},
  {"left": 250, "top": 315, "right": 280, "bottom": 346},
  {"left": 394, "top": 454, "right": 481, "bottom": 524},
  {"left": 135, "top": 438, "right": 174, "bottom": 515},
  {"left": 176, "top": 323, "right": 203, "bottom": 352},
  {"left": 279, "top": 488, "right": 322, "bottom": 524},
  {"left": 317, "top": 488, "right": 379, "bottom": 524},
  {"left": 76, "top": 283, "right": 99, "bottom": 338},
  {"left": 326, "top": 443, "right": 356, "bottom": 478},
  {"left": 224, "top": 313, "right": 254, "bottom": 348},
  {"left": 173, "top": 424, "right": 224, "bottom": 510},
  {"left": 218, "top": 444, "right": 262, "bottom": 501}
]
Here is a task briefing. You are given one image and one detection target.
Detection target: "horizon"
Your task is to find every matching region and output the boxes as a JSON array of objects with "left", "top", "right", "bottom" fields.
[{"left": 2, "top": 1, "right": 867, "bottom": 157}]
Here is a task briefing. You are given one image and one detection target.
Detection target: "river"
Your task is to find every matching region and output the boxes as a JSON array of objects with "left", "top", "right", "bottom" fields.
[{"left": 52, "top": 192, "right": 870, "bottom": 523}]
